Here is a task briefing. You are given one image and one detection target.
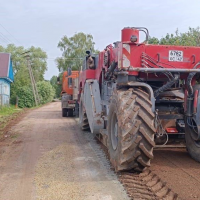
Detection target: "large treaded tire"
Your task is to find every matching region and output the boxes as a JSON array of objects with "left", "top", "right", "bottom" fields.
[
  {"left": 185, "top": 84, "right": 200, "bottom": 163},
  {"left": 107, "top": 88, "right": 156, "bottom": 172},
  {"left": 81, "top": 112, "right": 90, "bottom": 131},
  {"left": 79, "top": 94, "right": 90, "bottom": 131},
  {"left": 185, "top": 120, "right": 200, "bottom": 162},
  {"left": 68, "top": 109, "right": 74, "bottom": 117},
  {"left": 62, "top": 108, "right": 67, "bottom": 117}
]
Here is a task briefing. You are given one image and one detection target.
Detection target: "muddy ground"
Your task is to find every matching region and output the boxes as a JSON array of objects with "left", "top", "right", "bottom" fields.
[
  {"left": 0, "top": 102, "right": 200, "bottom": 200},
  {"left": 0, "top": 103, "right": 128, "bottom": 200}
]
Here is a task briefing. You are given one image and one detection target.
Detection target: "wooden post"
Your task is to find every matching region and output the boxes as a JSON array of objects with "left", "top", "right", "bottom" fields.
[{"left": 15, "top": 96, "right": 18, "bottom": 108}]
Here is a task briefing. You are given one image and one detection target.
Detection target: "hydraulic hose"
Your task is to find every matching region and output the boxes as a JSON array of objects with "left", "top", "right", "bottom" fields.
[
  {"left": 186, "top": 62, "right": 200, "bottom": 97},
  {"left": 105, "top": 62, "right": 117, "bottom": 79},
  {"left": 186, "top": 62, "right": 200, "bottom": 117},
  {"left": 154, "top": 74, "right": 179, "bottom": 98}
]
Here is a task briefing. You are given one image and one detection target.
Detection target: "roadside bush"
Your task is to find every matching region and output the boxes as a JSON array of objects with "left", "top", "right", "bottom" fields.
[
  {"left": 17, "top": 86, "right": 35, "bottom": 108},
  {"left": 12, "top": 81, "right": 55, "bottom": 108},
  {"left": 37, "top": 81, "right": 55, "bottom": 104}
]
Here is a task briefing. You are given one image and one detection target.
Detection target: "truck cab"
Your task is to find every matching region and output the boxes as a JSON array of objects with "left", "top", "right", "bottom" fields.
[{"left": 61, "top": 69, "right": 79, "bottom": 117}]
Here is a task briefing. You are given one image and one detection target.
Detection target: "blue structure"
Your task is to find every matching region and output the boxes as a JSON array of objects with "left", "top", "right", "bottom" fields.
[{"left": 0, "top": 53, "right": 14, "bottom": 106}]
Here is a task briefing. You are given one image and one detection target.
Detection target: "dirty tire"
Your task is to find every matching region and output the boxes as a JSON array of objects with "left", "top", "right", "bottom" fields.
[
  {"left": 81, "top": 113, "right": 90, "bottom": 131},
  {"left": 62, "top": 108, "right": 67, "bottom": 117},
  {"left": 185, "top": 84, "right": 200, "bottom": 163},
  {"left": 107, "top": 88, "right": 155, "bottom": 172},
  {"left": 79, "top": 94, "right": 90, "bottom": 131},
  {"left": 68, "top": 109, "right": 74, "bottom": 117},
  {"left": 185, "top": 118, "right": 200, "bottom": 162}
]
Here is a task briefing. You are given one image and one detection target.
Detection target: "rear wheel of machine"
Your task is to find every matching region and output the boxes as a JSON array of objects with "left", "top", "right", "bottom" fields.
[
  {"left": 107, "top": 88, "right": 156, "bottom": 172},
  {"left": 185, "top": 84, "right": 200, "bottom": 162},
  {"left": 185, "top": 118, "right": 200, "bottom": 162},
  {"left": 62, "top": 108, "right": 67, "bottom": 117},
  {"left": 79, "top": 95, "right": 90, "bottom": 131},
  {"left": 68, "top": 109, "right": 74, "bottom": 117}
]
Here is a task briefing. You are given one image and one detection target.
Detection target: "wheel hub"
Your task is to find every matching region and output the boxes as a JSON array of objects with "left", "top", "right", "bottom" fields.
[{"left": 111, "top": 115, "right": 118, "bottom": 151}]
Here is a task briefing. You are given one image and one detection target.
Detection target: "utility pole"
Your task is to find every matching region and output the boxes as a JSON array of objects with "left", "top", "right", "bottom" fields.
[{"left": 22, "top": 51, "right": 40, "bottom": 106}]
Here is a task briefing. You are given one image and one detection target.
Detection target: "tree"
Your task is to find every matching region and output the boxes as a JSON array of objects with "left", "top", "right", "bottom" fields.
[
  {"left": 148, "top": 36, "right": 159, "bottom": 45},
  {"left": 56, "top": 32, "right": 98, "bottom": 72},
  {"left": 148, "top": 27, "right": 200, "bottom": 46},
  {"left": 37, "top": 81, "right": 55, "bottom": 104},
  {"left": 28, "top": 46, "right": 48, "bottom": 82},
  {"left": 0, "top": 44, "right": 47, "bottom": 81},
  {"left": 0, "top": 44, "right": 48, "bottom": 106},
  {"left": 50, "top": 75, "right": 62, "bottom": 98}
]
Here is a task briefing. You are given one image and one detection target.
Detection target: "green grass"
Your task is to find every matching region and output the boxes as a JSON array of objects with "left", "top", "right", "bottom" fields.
[
  {"left": 0, "top": 105, "right": 23, "bottom": 138},
  {"left": 0, "top": 105, "right": 22, "bottom": 117}
]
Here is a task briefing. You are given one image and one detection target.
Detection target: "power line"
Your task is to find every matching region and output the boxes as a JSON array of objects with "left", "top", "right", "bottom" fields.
[
  {"left": 0, "top": 34, "right": 8, "bottom": 44},
  {"left": 0, "top": 31, "right": 13, "bottom": 44},
  {"left": 0, "top": 23, "right": 21, "bottom": 45}
]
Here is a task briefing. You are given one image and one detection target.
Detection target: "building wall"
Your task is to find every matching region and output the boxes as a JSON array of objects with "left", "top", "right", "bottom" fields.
[{"left": 0, "top": 79, "right": 10, "bottom": 106}]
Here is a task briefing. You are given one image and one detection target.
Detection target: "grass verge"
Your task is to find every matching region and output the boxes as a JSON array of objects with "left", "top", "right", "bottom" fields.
[{"left": 0, "top": 105, "right": 24, "bottom": 139}]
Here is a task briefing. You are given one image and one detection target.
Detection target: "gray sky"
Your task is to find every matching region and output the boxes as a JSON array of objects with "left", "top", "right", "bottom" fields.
[{"left": 0, "top": 0, "right": 200, "bottom": 80}]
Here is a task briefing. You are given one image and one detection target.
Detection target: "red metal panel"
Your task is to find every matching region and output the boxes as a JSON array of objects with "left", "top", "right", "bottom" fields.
[
  {"left": 79, "top": 28, "right": 200, "bottom": 89},
  {"left": 145, "top": 45, "right": 200, "bottom": 69},
  {"left": 95, "top": 51, "right": 104, "bottom": 81},
  {"left": 80, "top": 69, "right": 96, "bottom": 90},
  {"left": 129, "top": 44, "right": 145, "bottom": 75},
  {"left": 122, "top": 28, "right": 139, "bottom": 43}
]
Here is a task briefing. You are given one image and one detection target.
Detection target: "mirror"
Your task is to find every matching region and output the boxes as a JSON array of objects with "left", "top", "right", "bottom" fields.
[
  {"left": 57, "top": 76, "right": 60, "bottom": 84},
  {"left": 86, "top": 50, "right": 91, "bottom": 55}
]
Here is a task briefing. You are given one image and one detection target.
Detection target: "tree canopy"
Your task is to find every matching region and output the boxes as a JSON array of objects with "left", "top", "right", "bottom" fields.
[
  {"left": 0, "top": 44, "right": 54, "bottom": 107},
  {"left": 0, "top": 44, "right": 47, "bottom": 88},
  {"left": 50, "top": 75, "right": 62, "bottom": 98},
  {"left": 148, "top": 27, "right": 200, "bottom": 46},
  {"left": 56, "top": 32, "right": 98, "bottom": 72}
]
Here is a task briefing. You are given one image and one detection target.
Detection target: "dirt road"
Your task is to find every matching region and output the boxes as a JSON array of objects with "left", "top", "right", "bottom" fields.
[
  {"left": 1, "top": 102, "right": 200, "bottom": 200},
  {"left": 0, "top": 102, "right": 128, "bottom": 200},
  {"left": 151, "top": 148, "right": 200, "bottom": 200}
]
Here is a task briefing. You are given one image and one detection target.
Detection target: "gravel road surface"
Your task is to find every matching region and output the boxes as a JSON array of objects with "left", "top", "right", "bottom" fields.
[
  {"left": 0, "top": 102, "right": 128, "bottom": 200},
  {"left": 1, "top": 102, "right": 200, "bottom": 200}
]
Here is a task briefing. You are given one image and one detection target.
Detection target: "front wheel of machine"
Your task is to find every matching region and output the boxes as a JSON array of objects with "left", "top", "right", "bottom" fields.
[
  {"left": 185, "top": 118, "right": 200, "bottom": 162},
  {"left": 79, "top": 96, "right": 90, "bottom": 131},
  {"left": 107, "top": 88, "right": 155, "bottom": 172}
]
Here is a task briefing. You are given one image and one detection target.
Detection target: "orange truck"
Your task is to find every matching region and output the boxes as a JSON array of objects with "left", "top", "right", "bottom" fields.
[{"left": 61, "top": 68, "right": 79, "bottom": 117}]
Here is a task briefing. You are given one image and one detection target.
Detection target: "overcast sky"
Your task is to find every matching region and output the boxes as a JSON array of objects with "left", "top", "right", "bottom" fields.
[{"left": 1, "top": 0, "right": 200, "bottom": 80}]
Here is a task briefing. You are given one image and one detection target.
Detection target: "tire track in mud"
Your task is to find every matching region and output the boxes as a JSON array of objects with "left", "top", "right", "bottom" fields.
[
  {"left": 119, "top": 170, "right": 179, "bottom": 200},
  {"left": 80, "top": 127, "right": 180, "bottom": 200}
]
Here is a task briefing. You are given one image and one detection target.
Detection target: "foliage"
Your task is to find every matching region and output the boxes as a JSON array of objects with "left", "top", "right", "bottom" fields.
[
  {"left": 148, "top": 27, "right": 200, "bottom": 46},
  {"left": 0, "top": 44, "right": 48, "bottom": 107},
  {"left": 14, "top": 81, "right": 55, "bottom": 108},
  {"left": 28, "top": 46, "right": 48, "bottom": 82},
  {"left": 50, "top": 75, "right": 62, "bottom": 98},
  {"left": 148, "top": 36, "right": 159, "bottom": 45},
  {"left": 17, "top": 86, "right": 35, "bottom": 108},
  {"left": 0, "top": 105, "right": 23, "bottom": 139},
  {"left": 0, "top": 44, "right": 47, "bottom": 80},
  {"left": 37, "top": 81, "right": 55, "bottom": 104},
  {"left": 56, "top": 32, "right": 98, "bottom": 72}
]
